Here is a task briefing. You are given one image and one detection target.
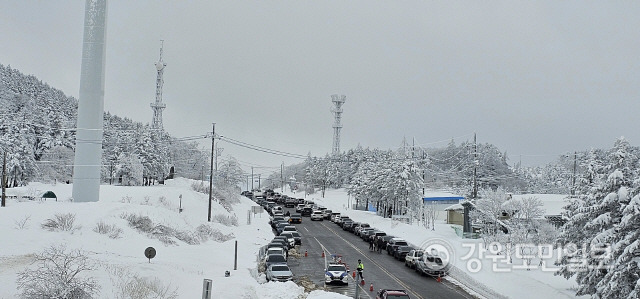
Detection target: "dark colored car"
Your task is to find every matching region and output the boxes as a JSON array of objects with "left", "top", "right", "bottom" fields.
[
  {"left": 376, "top": 289, "right": 410, "bottom": 299},
  {"left": 301, "top": 207, "right": 313, "bottom": 217},
  {"left": 270, "top": 217, "right": 285, "bottom": 228},
  {"left": 387, "top": 238, "right": 409, "bottom": 255},
  {"left": 379, "top": 235, "right": 396, "bottom": 250},
  {"left": 284, "top": 198, "right": 297, "bottom": 208},
  {"left": 370, "top": 231, "right": 387, "bottom": 242},
  {"left": 345, "top": 222, "right": 359, "bottom": 232},
  {"left": 342, "top": 221, "right": 355, "bottom": 231},
  {"left": 271, "top": 238, "right": 291, "bottom": 249},
  {"left": 360, "top": 228, "right": 376, "bottom": 240},
  {"left": 288, "top": 214, "right": 302, "bottom": 224},
  {"left": 289, "top": 231, "right": 302, "bottom": 245},
  {"left": 394, "top": 246, "right": 413, "bottom": 260},
  {"left": 265, "top": 254, "right": 287, "bottom": 268}
]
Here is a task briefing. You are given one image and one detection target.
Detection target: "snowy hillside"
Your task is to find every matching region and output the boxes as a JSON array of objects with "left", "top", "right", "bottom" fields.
[{"left": 0, "top": 179, "right": 345, "bottom": 299}]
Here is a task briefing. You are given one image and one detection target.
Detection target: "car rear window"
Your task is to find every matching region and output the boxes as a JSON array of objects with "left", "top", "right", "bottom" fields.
[
  {"left": 267, "top": 255, "right": 286, "bottom": 262},
  {"left": 271, "top": 265, "right": 289, "bottom": 271},
  {"left": 397, "top": 241, "right": 408, "bottom": 246}
]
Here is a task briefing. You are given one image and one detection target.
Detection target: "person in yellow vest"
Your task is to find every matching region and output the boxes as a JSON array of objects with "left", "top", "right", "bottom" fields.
[{"left": 356, "top": 259, "right": 364, "bottom": 280}]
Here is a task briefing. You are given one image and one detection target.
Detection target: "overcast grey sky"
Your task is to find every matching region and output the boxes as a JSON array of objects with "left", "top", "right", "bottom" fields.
[{"left": 1, "top": 1, "right": 639, "bottom": 172}]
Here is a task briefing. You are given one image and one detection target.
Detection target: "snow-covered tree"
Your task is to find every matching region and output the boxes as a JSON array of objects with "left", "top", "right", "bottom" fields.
[
  {"left": 117, "top": 153, "right": 143, "bottom": 186},
  {"left": 557, "top": 138, "right": 640, "bottom": 298}
]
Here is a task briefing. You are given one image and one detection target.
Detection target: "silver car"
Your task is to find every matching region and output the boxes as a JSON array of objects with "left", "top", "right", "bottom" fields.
[{"left": 266, "top": 264, "right": 293, "bottom": 282}]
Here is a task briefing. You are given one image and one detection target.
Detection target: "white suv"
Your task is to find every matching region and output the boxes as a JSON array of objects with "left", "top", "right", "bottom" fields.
[
  {"left": 311, "top": 211, "right": 324, "bottom": 221},
  {"left": 324, "top": 263, "right": 348, "bottom": 285}
]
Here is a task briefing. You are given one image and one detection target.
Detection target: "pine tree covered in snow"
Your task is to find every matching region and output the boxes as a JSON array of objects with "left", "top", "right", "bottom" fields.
[{"left": 557, "top": 138, "right": 640, "bottom": 298}]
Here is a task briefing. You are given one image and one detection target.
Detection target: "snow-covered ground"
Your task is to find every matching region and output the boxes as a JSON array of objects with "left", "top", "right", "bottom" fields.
[
  {"left": 0, "top": 179, "right": 348, "bottom": 299},
  {"left": 284, "top": 188, "right": 580, "bottom": 299}
]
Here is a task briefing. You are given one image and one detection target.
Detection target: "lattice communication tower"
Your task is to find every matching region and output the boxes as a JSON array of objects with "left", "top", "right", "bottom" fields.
[
  {"left": 331, "top": 94, "right": 346, "bottom": 155},
  {"left": 151, "top": 40, "right": 167, "bottom": 130}
]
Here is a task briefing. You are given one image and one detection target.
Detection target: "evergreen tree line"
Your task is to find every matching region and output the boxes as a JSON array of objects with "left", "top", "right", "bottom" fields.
[{"left": 0, "top": 64, "right": 207, "bottom": 186}]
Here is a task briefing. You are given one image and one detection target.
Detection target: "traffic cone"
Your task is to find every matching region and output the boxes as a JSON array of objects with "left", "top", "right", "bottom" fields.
[
  {"left": 352, "top": 271, "right": 356, "bottom": 278},
  {"left": 437, "top": 275, "right": 442, "bottom": 283},
  {"left": 305, "top": 250, "right": 308, "bottom": 257},
  {"left": 321, "top": 251, "right": 325, "bottom": 258},
  {"left": 361, "top": 279, "right": 365, "bottom": 286},
  {"left": 370, "top": 284, "right": 374, "bottom": 292}
]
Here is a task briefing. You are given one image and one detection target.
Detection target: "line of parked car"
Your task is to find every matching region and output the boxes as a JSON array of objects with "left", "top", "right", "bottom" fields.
[
  {"left": 243, "top": 189, "right": 306, "bottom": 283},
  {"left": 327, "top": 211, "right": 447, "bottom": 278}
]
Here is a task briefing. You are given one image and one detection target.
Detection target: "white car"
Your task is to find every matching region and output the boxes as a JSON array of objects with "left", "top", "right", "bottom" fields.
[
  {"left": 311, "top": 211, "right": 324, "bottom": 221},
  {"left": 324, "top": 263, "right": 348, "bottom": 285},
  {"left": 266, "top": 264, "right": 293, "bottom": 282}
]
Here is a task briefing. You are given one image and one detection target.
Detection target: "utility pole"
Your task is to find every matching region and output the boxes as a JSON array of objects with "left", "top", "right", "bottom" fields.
[
  {"left": 208, "top": 123, "right": 215, "bottom": 222},
  {"left": 258, "top": 174, "right": 261, "bottom": 189},
  {"left": 281, "top": 162, "right": 284, "bottom": 193},
  {"left": 109, "top": 161, "right": 113, "bottom": 185},
  {"left": 251, "top": 166, "right": 254, "bottom": 190},
  {"left": 571, "top": 151, "right": 577, "bottom": 197},
  {"left": 422, "top": 150, "right": 426, "bottom": 196},
  {"left": 2, "top": 152, "right": 6, "bottom": 207},
  {"left": 473, "top": 132, "right": 478, "bottom": 199},
  {"left": 412, "top": 137, "right": 415, "bottom": 159}
]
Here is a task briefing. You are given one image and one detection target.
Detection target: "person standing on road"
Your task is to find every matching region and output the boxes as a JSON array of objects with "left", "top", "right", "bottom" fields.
[
  {"left": 368, "top": 237, "right": 374, "bottom": 251},
  {"left": 356, "top": 259, "right": 364, "bottom": 280},
  {"left": 377, "top": 237, "right": 384, "bottom": 253}
]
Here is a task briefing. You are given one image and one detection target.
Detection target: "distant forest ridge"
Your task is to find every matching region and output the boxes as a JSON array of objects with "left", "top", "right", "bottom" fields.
[
  {"left": 0, "top": 63, "right": 207, "bottom": 187},
  {"left": 1, "top": 63, "right": 633, "bottom": 195}
]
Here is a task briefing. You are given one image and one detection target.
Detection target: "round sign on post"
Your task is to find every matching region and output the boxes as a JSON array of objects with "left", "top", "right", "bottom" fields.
[{"left": 145, "top": 247, "right": 156, "bottom": 263}]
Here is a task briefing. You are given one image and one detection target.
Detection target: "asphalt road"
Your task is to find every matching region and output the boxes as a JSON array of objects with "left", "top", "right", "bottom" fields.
[{"left": 278, "top": 206, "right": 474, "bottom": 299}]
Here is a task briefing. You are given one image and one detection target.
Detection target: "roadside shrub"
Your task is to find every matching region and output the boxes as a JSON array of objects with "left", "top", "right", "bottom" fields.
[
  {"left": 14, "top": 215, "right": 31, "bottom": 230},
  {"left": 213, "top": 213, "right": 238, "bottom": 227},
  {"left": 120, "top": 213, "right": 234, "bottom": 245},
  {"left": 93, "top": 221, "right": 123, "bottom": 239},
  {"left": 190, "top": 182, "right": 208, "bottom": 194},
  {"left": 196, "top": 224, "right": 235, "bottom": 242},
  {"left": 108, "top": 266, "right": 178, "bottom": 299},
  {"left": 173, "top": 230, "right": 200, "bottom": 245},
  {"left": 16, "top": 245, "right": 100, "bottom": 299},
  {"left": 121, "top": 195, "right": 132, "bottom": 203},
  {"left": 120, "top": 213, "right": 154, "bottom": 233},
  {"left": 41, "top": 213, "right": 78, "bottom": 232}
]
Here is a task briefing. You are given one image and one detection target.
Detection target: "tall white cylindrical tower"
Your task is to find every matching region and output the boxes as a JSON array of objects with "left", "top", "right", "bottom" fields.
[{"left": 72, "top": 0, "right": 107, "bottom": 202}]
